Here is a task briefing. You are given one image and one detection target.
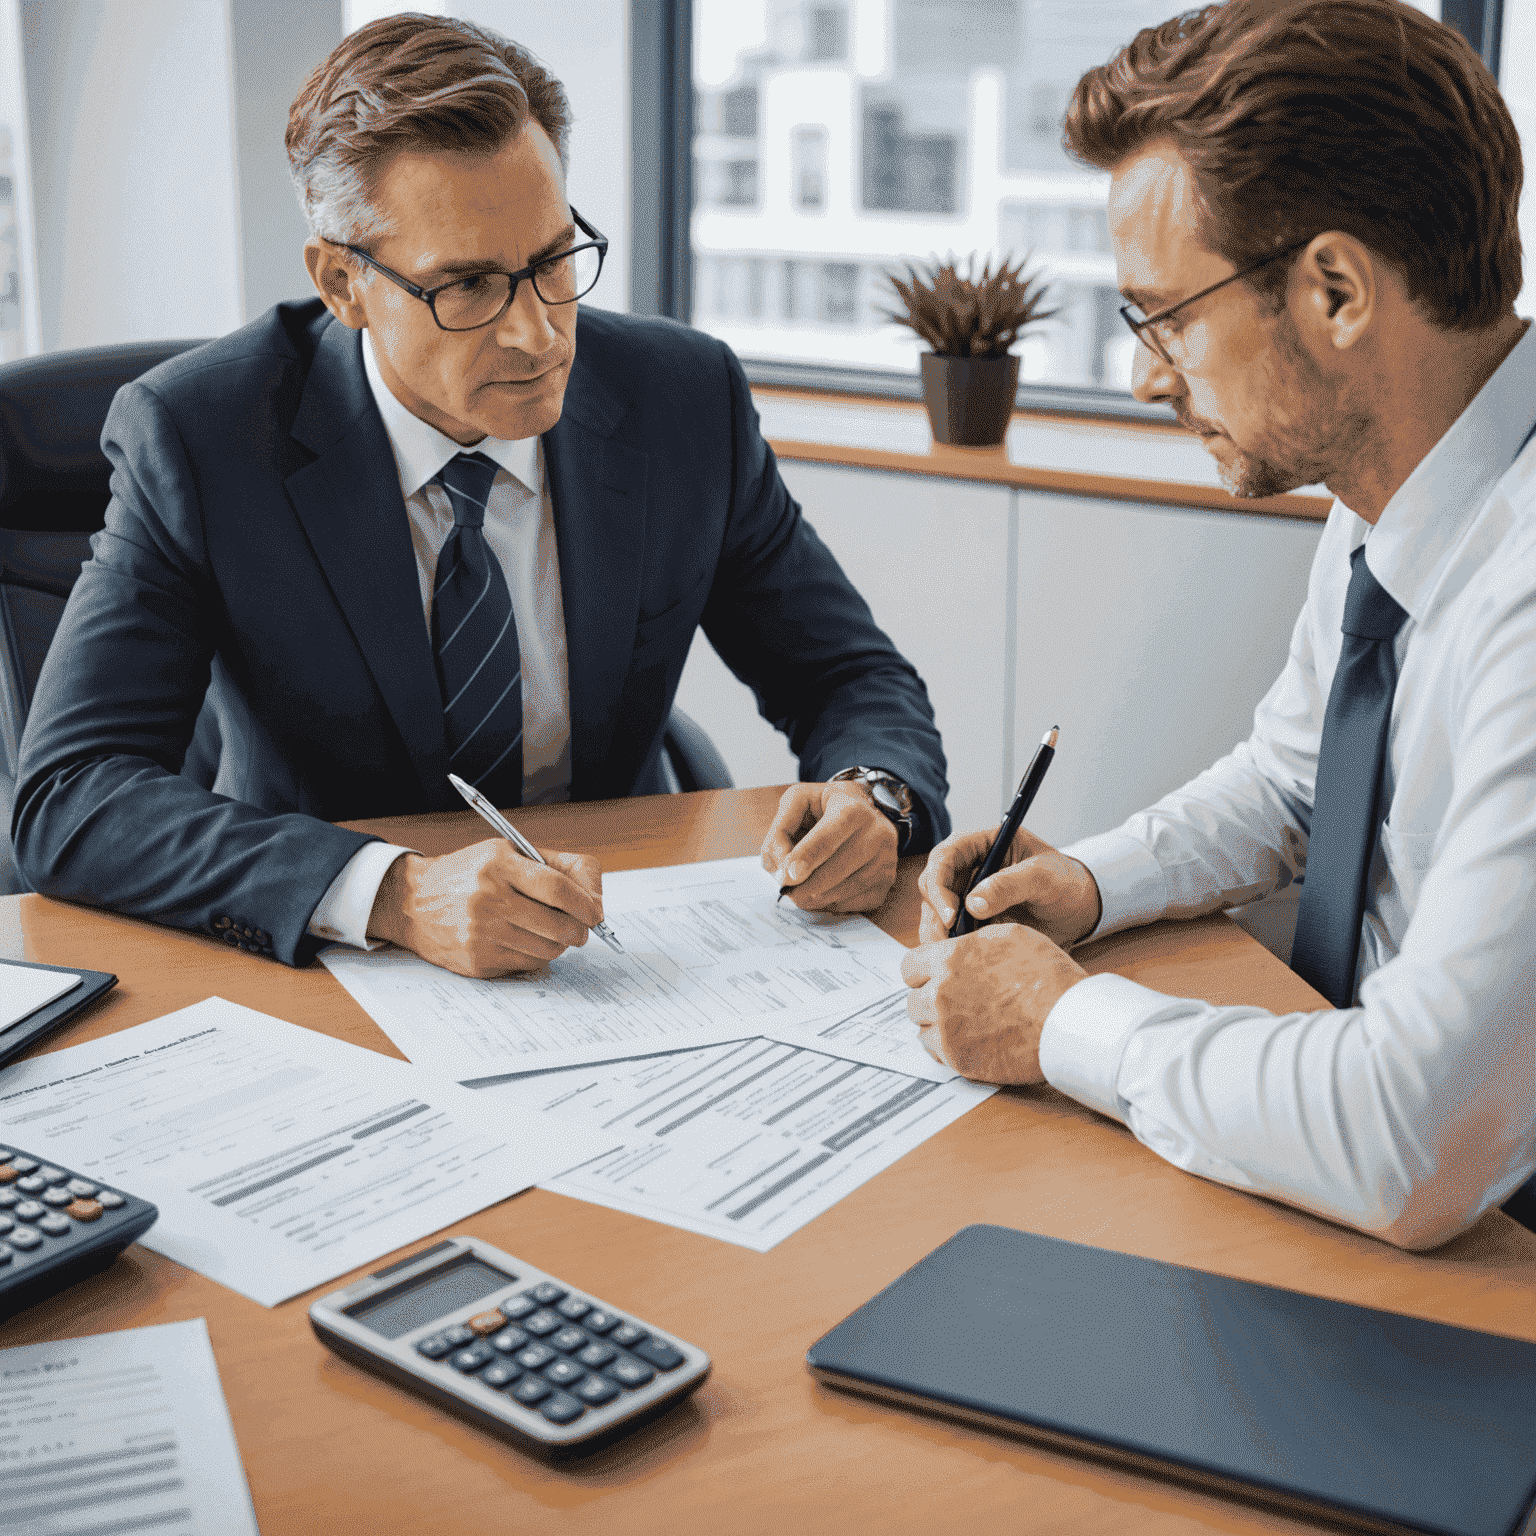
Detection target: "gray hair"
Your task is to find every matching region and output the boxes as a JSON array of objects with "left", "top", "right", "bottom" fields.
[{"left": 286, "top": 13, "right": 571, "bottom": 256}]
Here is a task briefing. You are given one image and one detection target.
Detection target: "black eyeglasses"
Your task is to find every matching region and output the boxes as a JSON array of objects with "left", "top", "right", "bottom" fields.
[
  {"left": 1119, "top": 237, "right": 1314, "bottom": 367},
  {"left": 340, "top": 207, "right": 608, "bottom": 332}
]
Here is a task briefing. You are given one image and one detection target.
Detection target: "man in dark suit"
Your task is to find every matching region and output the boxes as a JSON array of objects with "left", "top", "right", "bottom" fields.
[{"left": 10, "top": 14, "right": 947, "bottom": 976}]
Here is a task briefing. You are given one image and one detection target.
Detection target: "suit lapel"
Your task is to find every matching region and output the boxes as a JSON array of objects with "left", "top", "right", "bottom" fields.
[
  {"left": 544, "top": 350, "right": 647, "bottom": 800},
  {"left": 285, "top": 320, "right": 450, "bottom": 808}
]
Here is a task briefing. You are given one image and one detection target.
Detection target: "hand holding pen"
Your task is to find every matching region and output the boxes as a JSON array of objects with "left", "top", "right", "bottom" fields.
[
  {"left": 449, "top": 775, "right": 624, "bottom": 953},
  {"left": 912, "top": 729, "right": 1102, "bottom": 948},
  {"left": 950, "top": 728, "right": 1058, "bottom": 937}
]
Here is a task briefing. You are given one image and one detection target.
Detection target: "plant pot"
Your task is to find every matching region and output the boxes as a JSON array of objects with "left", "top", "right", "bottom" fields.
[{"left": 919, "top": 351, "right": 1020, "bottom": 447}]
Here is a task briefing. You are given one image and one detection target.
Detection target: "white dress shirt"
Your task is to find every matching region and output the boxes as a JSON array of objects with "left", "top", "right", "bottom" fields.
[
  {"left": 307, "top": 330, "right": 572, "bottom": 947},
  {"left": 1040, "top": 321, "right": 1536, "bottom": 1249}
]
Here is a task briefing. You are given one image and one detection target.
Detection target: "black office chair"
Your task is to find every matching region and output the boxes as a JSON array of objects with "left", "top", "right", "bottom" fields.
[
  {"left": 0, "top": 339, "right": 209, "bottom": 895},
  {"left": 0, "top": 338, "right": 732, "bottom": 894},
  {"left": 661, "top": 707, "right": 733, "bottom": 793}
]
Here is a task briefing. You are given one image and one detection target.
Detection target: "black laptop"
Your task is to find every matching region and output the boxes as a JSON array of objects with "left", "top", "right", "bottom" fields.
[{"left": 807, "top": 1225, "right": 1536, "bottom": 1536}]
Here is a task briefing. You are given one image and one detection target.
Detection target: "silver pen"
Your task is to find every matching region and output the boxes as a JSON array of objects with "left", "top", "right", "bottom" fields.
[{"left": 448, "top": 773, "right": 625, "bottom": 954}]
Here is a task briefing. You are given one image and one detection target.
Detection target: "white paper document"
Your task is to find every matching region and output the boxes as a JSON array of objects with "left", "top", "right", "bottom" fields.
[
  {"left": 0, "top": 964, "right": 79, "bottom": 1030},
  {"left": 0, "top": 998, "right": 592, "bottom": 1306},
  {"left": 0, "top": 1317, "right": 259, "bottom": 1534},
  {"left": 471, "top": 1034, "right": 996, "bottom": 1252},
  {"left": 767, "top": 990, "right": 959, "bottom": 1083},
  {"left": 321, "top": 856, "right": 911, "bottom": 1078}
]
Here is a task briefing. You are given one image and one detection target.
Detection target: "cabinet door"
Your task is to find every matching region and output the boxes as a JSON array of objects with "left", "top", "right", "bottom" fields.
[
  {"left": 673, "top": 460, "right": 1013, "bottom": 837},
  {"left": 1011, "top": 489, "right": 1323, "bottom": 847}
]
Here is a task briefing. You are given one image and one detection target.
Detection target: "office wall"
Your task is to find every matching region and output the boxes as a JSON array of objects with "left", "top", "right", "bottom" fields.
[
  {"left": 674, "top": 460, "right": 1324, "bottom": 846},
  {"left": 16, "top": 0, "right": 628, "bottom": 355},
  {"left": 21, "top": 0, "right": 244, "bottom": 351},
  {"left": 231, "top": 0, "right": 345, "bottom": 321}
]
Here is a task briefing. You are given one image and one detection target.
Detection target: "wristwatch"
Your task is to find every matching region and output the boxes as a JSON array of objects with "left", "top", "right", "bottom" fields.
[{"left": 829, "top": 766, "right": 917, "bottom": 854}]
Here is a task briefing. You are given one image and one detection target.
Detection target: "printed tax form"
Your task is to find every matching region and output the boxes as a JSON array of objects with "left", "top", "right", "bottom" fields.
[
  {"left": 471, "top": 1033, "right": 996, "bottom": 1252},
  {"left": 0, "top": 1318, "right": 258, "bottom": 1535},
  {"left": 0, "top": 998, "right": 592, "bottom": 1306},
  {"left": 322, "top": 856, "right": 913, "bottom": 1078}
]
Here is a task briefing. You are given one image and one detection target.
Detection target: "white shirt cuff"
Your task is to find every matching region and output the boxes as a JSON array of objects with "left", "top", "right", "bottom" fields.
[
  {"left": 1038, "top": 972, "right": 1170, "bottom": 1122},
  {"left": 308, "top": 842, "right": 417, "bottom": 949},
  {"left": 1060, "top": 828, "right": 1168, "bottom": 941}
]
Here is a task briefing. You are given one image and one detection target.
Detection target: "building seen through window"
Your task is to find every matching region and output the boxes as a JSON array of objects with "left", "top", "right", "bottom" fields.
[{"left": 692, "top": 0, "right": 1446, "bottom": 395}]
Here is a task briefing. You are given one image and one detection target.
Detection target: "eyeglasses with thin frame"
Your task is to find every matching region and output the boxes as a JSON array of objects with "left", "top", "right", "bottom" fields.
[
  {"left": 338, "top": 206, "right": 608, "bottom": 332},
  {"left": 1119, "top": 237, "right": 1315, "bottom": 367}
]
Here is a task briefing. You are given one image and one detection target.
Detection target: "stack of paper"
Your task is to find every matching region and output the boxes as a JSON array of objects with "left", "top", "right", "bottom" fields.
[
  {"left": 321, "top": 856, "right": 919, "bottom": 1077},
  {"left": 0, "top": 1319, "right": 259, "bottom": 1533},
  {"left": 0, "top": 998, "right": 592, "bottom": 1305}
]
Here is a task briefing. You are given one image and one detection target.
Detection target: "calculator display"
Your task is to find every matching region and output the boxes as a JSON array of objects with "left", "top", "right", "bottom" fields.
[{"left": 347, "top": 1255, "right": 513, "bottom": 1339}]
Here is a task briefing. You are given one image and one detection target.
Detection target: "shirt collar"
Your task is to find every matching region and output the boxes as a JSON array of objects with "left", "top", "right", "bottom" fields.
[
  {"left": 361, "top": 328, "right": 540, "bottom": 500},
  {"left": 1355, "top": 320, "right": 1536, "bottom": 620}
]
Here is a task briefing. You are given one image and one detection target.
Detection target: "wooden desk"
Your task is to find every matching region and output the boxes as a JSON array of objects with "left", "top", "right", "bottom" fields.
[{"left": 2, "top": 788, "right": 1533, "bottom": 1535}]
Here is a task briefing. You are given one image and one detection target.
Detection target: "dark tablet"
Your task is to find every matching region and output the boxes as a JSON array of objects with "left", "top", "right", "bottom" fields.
[
  {"left": 807, "top": 1224, "right": 1536, "bottom": 1536},
  {"left": 0, "top": 959, "right": 117, "bottom": 1069}
]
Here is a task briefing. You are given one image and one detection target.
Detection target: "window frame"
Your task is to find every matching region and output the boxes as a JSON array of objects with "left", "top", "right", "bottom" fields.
[{"left": 635, "top": 0, "right": 1505, "bottom": 424}]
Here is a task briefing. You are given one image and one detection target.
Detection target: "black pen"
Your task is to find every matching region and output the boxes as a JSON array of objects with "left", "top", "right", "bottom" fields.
[{"left": 950, "top": 727, "right": 1058, "bottom": 938}]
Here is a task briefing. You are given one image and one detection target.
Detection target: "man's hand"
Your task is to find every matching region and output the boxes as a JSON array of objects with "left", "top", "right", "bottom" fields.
[
  {"left": 900, "top": 925, "right": 1088, "bottom": 1083},
  {"left": 760, "top": 781, "right": 899, "bottom": 912},
  {"left": 367, "top": 840, "right": 605, "bottom": 978},
  {"left": 918, "top": 824, "right": 1102, "bottom": 946}
]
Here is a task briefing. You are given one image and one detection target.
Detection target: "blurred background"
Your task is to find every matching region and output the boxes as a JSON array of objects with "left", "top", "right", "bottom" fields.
[{"left": 0, "top": 1, "right": 1525, "bottom": 410}]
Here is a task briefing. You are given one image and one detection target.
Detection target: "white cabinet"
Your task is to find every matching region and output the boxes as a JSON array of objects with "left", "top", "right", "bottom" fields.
[
  {"left": 674, "top": 460, "right": 1013, "bottom": 837},
  {"left": 674, "top": 457, "right": 1325, "bottom": 852},
  {"left": 1012, "top": 490, "right": 1322, "bottom": 847}
]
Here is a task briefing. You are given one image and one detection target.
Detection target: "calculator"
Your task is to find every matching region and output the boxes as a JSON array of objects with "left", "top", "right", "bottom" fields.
[
  {"left": 309, "top": 1236, "right": 711, "bottom": 1457},
  {"left": 0, "top": 1144, "right": 159, "bottom": 1318}
]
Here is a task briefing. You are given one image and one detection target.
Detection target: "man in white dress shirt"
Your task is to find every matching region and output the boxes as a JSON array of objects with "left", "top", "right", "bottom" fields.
[{"left": 901, "top": 0, "right": 1536, "bottom": 1248}]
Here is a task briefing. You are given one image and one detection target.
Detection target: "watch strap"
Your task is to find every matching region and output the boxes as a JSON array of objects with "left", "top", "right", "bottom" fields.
[{"left": 829, "top": 766, "right": 917, "bottom": 854}]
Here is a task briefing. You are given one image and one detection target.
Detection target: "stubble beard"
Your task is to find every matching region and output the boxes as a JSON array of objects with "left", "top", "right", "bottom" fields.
[{"left": 1200, "top": 313, "right": 1370, "bottom": 501}]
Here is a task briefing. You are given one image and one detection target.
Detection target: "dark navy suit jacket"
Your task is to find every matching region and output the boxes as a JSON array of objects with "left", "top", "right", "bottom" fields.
[{"left": 12, "top": 300, "right": 947, "bottom": 964}]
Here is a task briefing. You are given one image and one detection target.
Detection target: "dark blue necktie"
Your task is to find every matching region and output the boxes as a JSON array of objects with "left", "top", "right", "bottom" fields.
[
  {"left": 1290, "top": 545, "right": 1409, "bottom": 1008},
  {"left": 431, "top": 451, "right": 523, "bottom": 808}
]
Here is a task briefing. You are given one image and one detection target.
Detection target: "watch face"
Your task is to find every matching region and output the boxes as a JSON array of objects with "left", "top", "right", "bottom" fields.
[{"left": 871, "top": 782, "right": 902, "bottom": 816}]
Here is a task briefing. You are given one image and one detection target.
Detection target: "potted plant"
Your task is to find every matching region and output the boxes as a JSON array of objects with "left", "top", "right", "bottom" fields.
[{"left": 882, "top": 253, "right": 1056, "bottom": 447}]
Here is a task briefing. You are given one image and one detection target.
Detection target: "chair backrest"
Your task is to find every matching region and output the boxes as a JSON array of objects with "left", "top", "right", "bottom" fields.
[
  {"left": 662, "top": 706, "right": 734, "bottom": 793},
  {"left": 0, "top": 339, "right": 207, "bottom": 778}
]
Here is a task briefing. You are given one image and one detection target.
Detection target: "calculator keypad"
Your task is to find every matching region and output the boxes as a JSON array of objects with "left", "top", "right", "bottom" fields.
[
  {"left": 575, "top": 1375, "right": 621, "bottom": 1405},
  {"left": 0, "top": 1154, "right": 132, "bottom": 1260},
  {"left": 410, "top": 1279, "right": 690, "bottom": 1433}
]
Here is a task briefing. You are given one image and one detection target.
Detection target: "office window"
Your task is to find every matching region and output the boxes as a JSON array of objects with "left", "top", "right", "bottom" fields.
[
  {"left": 807, "top": 5, "right": 849, "bottom": 61},
  {"left": 690, "top": 0, "right": 1448, "bottom": 395},
  {"left": 1502, "top": 4, "right": 1536, "bottom": 319},
  {"left": 791, "top": 125, "right": 829, "bottom": 209}
]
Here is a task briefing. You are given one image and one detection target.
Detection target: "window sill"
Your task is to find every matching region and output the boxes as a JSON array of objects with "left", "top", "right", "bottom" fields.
[{"left": 752, "top": 385, "right": 1334, "bottom": 522}]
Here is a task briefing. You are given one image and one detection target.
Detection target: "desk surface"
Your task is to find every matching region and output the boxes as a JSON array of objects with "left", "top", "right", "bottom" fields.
[{"left": 2, "top": 787, "right": 1533, "bottom": 1536}]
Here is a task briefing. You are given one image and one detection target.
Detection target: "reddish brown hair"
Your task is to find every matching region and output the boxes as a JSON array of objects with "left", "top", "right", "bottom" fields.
[
  {"left": 286, "top": 12, "right": 571, "bottom": 249},
  {"left": 1064, "top": 0, "right": 1522, "bottom": 330}
]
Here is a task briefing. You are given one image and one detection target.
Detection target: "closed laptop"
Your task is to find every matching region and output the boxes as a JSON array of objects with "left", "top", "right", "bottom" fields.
[{"left": 807, "top": 1225, "right": 1536, "bottom": 1536}]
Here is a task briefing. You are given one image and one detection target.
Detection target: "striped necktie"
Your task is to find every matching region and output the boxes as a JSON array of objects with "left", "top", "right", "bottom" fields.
[
  {"left": 1289, "top": 545, "right": 1409, "bottom": 1008},
  {"left": 431, "top": 451, "right": 523, "bottom": 809}
]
